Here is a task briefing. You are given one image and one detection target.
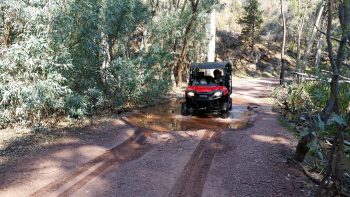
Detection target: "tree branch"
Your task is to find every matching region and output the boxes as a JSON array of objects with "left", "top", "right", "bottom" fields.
[{"left": 315, "top": 23, "right": 350, "bottom": 48}]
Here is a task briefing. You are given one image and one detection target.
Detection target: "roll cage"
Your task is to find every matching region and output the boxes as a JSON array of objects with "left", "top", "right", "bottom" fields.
[{"left": 189, "top": 62, "right": 233, "bottom": 94}]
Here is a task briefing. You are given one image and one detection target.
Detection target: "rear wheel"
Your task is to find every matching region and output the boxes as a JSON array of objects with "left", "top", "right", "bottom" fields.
[{"left": 181, "top": 102, "right": 190, "bottom": 116}]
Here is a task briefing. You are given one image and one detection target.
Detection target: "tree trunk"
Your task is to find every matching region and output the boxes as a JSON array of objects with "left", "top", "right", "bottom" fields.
[
  {"left": 279, "top": 0, "right": 286, "bottom": 85},
  {"left": 296, "top": 0, "right": 305, "bottom": 82},
  {"left": 207, "top": 9, "right": 216, "bottom": 62},
  {"left": 296, "top": 23, "right": 303, "bottom": 82},
  {"left": 175, "top": 0, "right": 199, "bottom": 86},
  {"left": 293, "top": 132, "right": 314, "bottom": 162},
  {"left": 176, "top": 31, "right": 189, "bottom": 85},
  {"left": 251, "top": 21, "right": 255, "bottom": 52},
  {"left": 314, "top": 23, "right": 325, "bottom": 71},
  {"left": 302, "top": 2, "right": 325, "bottom": 74}
]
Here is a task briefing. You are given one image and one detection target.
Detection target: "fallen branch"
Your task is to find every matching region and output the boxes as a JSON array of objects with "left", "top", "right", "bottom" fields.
[
  {"left": 291, "top": 72, "right": 350, "bottom": 83},
  {"left": 320, "top": 69, "right": 350, "bottom": 81}
]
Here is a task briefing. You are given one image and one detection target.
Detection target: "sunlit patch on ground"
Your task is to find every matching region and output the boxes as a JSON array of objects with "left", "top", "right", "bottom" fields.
[{"left": 250, "top": 134, "right": 292, "bottom": 145}]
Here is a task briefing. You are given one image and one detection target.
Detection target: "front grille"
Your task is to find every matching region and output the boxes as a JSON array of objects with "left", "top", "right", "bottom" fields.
[
  {"left": 198, "top": 94, "right": 209, "bottom": 98},
  {"left": 196, "top": 92, "right": 212, "bottom": 98}
]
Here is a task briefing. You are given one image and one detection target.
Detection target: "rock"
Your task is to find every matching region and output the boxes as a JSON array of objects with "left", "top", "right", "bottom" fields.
[
  {"left": 257, "top": 61, "right": 274, "bottom": 72},
  {"left": 246, "top": 63, "right": 256, "bottom": 71},
  {"left": 135, "top": 134, "right": 146, "bottom": 144},
  {"left": 261, "top": 53, "right": 271, "bottom": 62},
  {"left": 158, "top": 133, "right": 174, "bottom": 141},
  {"left": 211, "top": 142, "right": 224, "bottom": 151}
]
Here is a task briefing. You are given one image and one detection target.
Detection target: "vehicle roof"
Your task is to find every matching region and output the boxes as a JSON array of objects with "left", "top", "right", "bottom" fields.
[{"left": 190, "top": 61, "right": 232, "bottom": 69}]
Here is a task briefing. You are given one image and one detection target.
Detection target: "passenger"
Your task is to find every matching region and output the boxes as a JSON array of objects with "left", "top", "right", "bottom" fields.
[{"left": 213, "top": 69, "right": 223, "bottom": 85}]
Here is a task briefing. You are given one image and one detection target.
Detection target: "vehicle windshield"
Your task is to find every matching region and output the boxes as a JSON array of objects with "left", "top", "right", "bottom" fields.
[{"left": 189, "top": 68, "right": 224, "bottom": 86}]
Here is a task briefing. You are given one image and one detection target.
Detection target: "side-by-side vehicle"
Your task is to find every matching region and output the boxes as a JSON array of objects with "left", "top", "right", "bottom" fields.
[{"left": 181, "top": 62, "right": 233, "bottom": 117}]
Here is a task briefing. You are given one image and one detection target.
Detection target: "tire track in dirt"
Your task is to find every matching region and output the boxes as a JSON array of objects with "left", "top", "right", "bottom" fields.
[
  {"left": 31, "top": 129, "right": 153, "bottom": 197},
  {"left": 168, "top": 129, "right": 222, "bottom": 197}
]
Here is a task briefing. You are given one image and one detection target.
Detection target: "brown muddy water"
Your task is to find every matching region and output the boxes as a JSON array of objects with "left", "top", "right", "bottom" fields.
[{"left": 124, "top": 99, "right": 257, "bottom": 132}]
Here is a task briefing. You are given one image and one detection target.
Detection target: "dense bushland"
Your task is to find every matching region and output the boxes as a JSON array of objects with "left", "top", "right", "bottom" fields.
[{"left": 0, "top": 0, "right": 218, "bottom": 128}]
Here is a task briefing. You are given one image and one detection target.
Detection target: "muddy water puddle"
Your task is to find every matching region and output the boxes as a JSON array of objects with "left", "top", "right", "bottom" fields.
[{"left": 125, "top": 99, "right": 257, "bottom": 132}]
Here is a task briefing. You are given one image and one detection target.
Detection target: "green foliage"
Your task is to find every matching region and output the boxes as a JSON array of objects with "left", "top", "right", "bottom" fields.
[
  {"left": 64, "top": 95, "right": 88, "bottom": 119},
  {"left": 0, "top": 1, "right": 71, "bottom": 127},
  {"left": 107, "top": 55, "right": 171, "bottom": 106},
  {"left": 237, "top": 0, "right": 263, "bottom": 47},
  {"left": 274, "top": 81, "right": 350, "bottom": 120},
  {"left": 0, "top": 0, "right": 217, "bottom": 128},
  {"left": 274, "top": 81, "right": 350, "bottom": 164}
]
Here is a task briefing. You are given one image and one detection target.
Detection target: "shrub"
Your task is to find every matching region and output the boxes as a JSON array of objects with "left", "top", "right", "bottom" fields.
[
  {"left": 107, "top": 56, "right": 171, "bottom": 107},
  {"left": 64, "top": 95, "right": 88, "bottom": 119},
  {"left": 0, "top": 36, "right": 71, "bottom": 126},
  {"left": 85, "top": 87, "right": 107, "bottom": 115}
]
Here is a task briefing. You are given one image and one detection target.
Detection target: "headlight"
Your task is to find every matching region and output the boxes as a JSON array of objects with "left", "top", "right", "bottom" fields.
[
  {"left": 187, "top": 92, "right": 195, "bottom": 97},
  {"left": 213, "top": 91, "right": 222, "bottom": 97}
]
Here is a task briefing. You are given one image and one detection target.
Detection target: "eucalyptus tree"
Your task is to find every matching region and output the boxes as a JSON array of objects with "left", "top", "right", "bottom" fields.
[
  {"left": 237, "top": 0, "right": 263, "bottom": 50},
  {"left": 287, "top": 0, "right": 322, "bottom": 81},
  {"left": 290, "top": 0, "right": 307, "bottom": 76}
]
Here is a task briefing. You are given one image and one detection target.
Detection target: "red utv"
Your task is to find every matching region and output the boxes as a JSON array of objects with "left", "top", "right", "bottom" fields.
[{"left": 181, "top": 62, "right": 233, "bottom": 117}]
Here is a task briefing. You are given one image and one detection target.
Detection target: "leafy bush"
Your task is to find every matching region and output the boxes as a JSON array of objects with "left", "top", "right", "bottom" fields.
[
  {"left": 303, "top": 81, "right": 350, "bottom": 113},
  {"left": 0, "top": 36, "right": 71, "bottom": 126},
  {"left": 107, "top": 56, "right": 171, "bottom": 107},
  {"left": 274, "top": 81, "right": 350, "bottom": 120},
  {"left": 0, "top": 108, "right": 11, "bottom": 129},
  {"left": 0, "top": 0, "right": 217, "bottom": 128},
  {"left": 85, "top": 87, "right": 107, "bottom": 115},
  {"left": 64, "top": 95, "right": 88, "bottom": 119},
  {"left": 64, "top": 87, "right": 109, "bottom": 119}
]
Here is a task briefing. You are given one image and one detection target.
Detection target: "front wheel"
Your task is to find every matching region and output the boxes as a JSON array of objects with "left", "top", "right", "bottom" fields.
[
  {"left": 228, "top": 98, "right": 232, "bottom": 110},
  {"left": 181, "top": 102, "right": 190, "bottom": 116},
  {"left": 221, "top": 102, "right": 229, "bottom": 118}
]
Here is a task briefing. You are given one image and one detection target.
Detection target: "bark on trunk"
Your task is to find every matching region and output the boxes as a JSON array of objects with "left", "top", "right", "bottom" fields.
[
  {"left": 293, "top": 133, "right": 314, "bottom": 162},
  {"left": 279, "top": 0, "right": 286, "bottom": 85}
]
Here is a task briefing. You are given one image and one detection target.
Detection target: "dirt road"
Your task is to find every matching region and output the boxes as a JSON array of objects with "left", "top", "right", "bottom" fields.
[{"left": 0, "top": 78, "right": 314, "bottom": 196}]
